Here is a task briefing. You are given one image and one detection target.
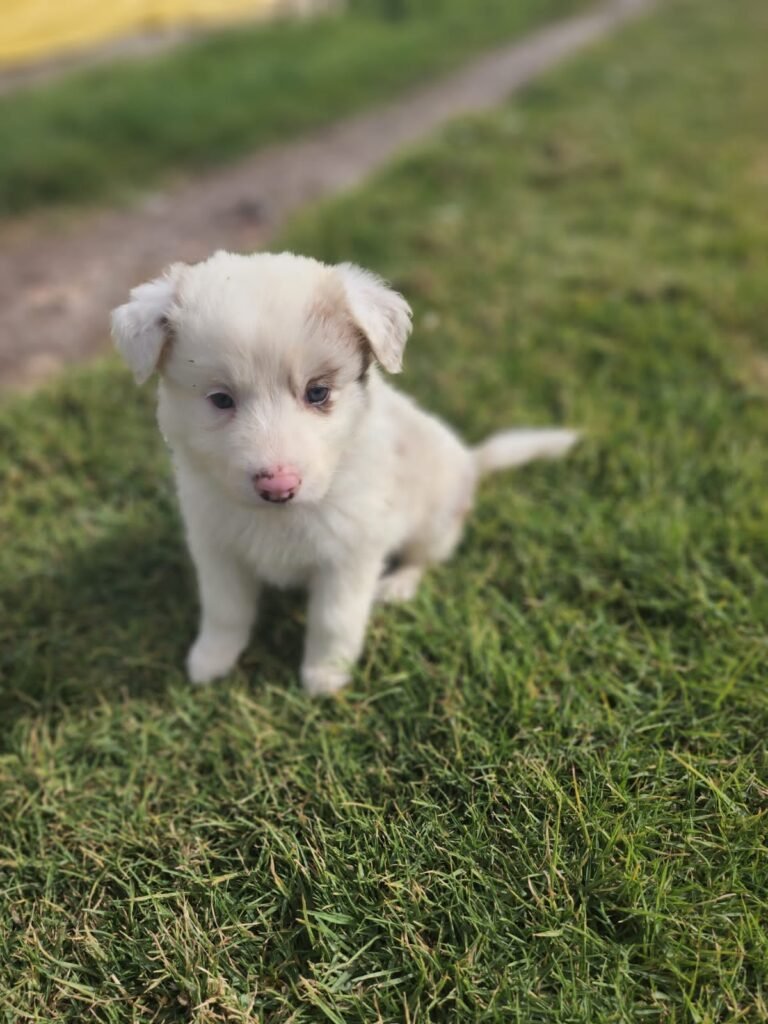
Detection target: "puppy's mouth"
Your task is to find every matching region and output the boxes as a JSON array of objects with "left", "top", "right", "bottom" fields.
[{"left": 260, "top": 492, "right": 294, "bottom": 504}]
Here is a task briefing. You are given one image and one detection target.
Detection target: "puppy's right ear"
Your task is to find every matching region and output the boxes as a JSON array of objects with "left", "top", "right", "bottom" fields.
[
  {"left": 336, "top": 263, "right": 412, "bottom": 374},
  {"left": 111, "top": 263, "right": 185, "bottom": 385}
]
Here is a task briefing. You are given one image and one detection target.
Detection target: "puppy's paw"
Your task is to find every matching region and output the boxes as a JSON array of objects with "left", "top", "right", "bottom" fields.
[
  {"left": 375, "top": 565, "right": 423, "bottom": 604},
  {"left": 187, "top": 637, "right": 239, "bottom": 685},
  {"left": 301, "top": 663, "right": 351, "bottom": 697}
]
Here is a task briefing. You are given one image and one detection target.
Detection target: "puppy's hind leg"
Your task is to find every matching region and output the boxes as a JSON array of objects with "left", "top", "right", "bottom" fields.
[
  {"left": 376, "top": 506, "right": 468, "bottom": 607},
  {"left": 377, "top": 459, "right": 475, "bottom": 606},
  {"left": 375, "top": 564, "right": 424, "bottom": 605}
]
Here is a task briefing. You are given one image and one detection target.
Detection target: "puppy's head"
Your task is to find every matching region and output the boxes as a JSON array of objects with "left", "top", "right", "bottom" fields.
[{"left": 111, "top": 250, "right": 412, "bottom": 506}]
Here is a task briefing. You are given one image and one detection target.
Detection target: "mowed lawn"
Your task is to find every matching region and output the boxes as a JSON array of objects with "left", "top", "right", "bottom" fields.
[{"left": 2, "top": 0, "right": 768, "bottom": 1019}]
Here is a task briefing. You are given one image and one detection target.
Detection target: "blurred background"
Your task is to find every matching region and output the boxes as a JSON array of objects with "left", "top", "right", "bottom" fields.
[{"left": 1, "top": 0, "right": 337, "bottom": 69}]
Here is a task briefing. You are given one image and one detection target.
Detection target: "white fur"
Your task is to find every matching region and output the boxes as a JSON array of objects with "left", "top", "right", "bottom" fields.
[
  {"left": 474, "top": 429, "right": 579, "bottom": 475},
  {"left": 111, "top": 250, "right": 579, "bottom": 695},
  {"left": 335, "top": 262, "right": 412, "bottom": 373},
  {"left": 111, "top": 263, "right": 184, "bottom": 385}
]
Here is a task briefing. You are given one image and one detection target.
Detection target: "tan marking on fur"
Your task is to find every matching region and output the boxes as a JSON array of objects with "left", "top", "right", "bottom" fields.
[
  {"left": 155, "top": 315, "right": 176, "bottom": 375},
  {"left": 307, "top": 278, "right": 374, "bottom": 384}
]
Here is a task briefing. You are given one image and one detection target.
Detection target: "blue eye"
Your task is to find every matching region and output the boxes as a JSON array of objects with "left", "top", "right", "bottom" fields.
[
  {"left": 208, "top": 392, "right": 234, "bottom": 410},
  {"left": 305, "top": 384, "right": 330, "bottom": 406}
]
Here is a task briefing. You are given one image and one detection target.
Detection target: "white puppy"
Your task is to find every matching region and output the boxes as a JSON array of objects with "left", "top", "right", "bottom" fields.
[{"left": 112, "top": 250, "right": 577, "bottom": 695}]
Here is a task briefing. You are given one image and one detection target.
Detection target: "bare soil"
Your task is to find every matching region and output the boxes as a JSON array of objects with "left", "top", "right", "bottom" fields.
[{"left": 0, "top": 0, "right": 652, "bottom": 392}]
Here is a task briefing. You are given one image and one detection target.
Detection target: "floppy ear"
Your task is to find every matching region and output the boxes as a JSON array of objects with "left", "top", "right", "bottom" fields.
[
  {"left": 336, "top": 263, "right": 412, "bottom": 374},
  {"left": 110, "top": 263, "right": 185, "bottom": 385}
]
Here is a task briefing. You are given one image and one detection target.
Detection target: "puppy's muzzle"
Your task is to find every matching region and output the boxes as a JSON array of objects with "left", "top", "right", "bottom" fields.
[{"left": 253, "top": 467, "right": 301, "bottom": 504}]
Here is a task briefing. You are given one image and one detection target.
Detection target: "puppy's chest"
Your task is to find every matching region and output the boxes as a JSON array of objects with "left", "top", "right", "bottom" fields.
[{"left": 237, "top": 509, "right": 348, "bottom": 587}]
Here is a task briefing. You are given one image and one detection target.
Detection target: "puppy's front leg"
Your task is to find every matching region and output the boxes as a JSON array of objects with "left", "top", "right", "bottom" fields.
[
  {"left": 187, "top": 545, "right": 260, "bottom": 685},
  {"left": 301, "top": 557, "right": 383, "bottom": 696}
]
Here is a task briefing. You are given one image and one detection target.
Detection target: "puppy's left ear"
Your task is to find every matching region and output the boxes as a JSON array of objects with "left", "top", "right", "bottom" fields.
[
  {"left": 111, "top": 263, "right": 185, "bottom": 385},
  {"left": 336, "top": 263, "right": 412, "bottom": 374}
]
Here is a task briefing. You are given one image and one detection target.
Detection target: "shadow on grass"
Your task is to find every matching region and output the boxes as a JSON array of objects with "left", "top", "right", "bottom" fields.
[{"left": 0, "top": 517, "right": 306, "bottom": 740}]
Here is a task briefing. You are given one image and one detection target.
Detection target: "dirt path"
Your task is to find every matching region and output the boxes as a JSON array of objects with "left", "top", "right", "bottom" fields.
[{"left": 0, "top": 0, "right": 653, "bottom": 392}]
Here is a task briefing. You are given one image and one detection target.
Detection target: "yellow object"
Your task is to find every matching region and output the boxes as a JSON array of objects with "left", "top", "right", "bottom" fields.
[{"left": 0, "top": 0, "right": 281, "bottom": 67}]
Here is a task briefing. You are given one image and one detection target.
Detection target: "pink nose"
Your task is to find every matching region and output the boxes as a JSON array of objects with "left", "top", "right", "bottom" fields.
[{"left": 253, "top": 466, "right": 301, "bottom": 503}]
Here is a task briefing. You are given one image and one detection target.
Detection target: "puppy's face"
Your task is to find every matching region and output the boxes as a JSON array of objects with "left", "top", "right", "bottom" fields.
[
  {"left": 157, "top": 267, "right": 371, "bottom": 507},
  {"left": 111, "top": 251, "right": 411, "bottom": 507}
]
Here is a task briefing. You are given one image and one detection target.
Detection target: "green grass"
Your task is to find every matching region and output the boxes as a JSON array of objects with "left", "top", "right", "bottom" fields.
[
  {"left": 2, "top": 0, "right": 768, "bottom": 1019},
  {"left": 0, "top": 0, "right": 584, "bottom": 218}
]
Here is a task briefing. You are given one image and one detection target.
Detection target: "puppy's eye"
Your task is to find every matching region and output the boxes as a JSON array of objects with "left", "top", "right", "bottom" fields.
[
  {"left": 208, "top": 392, "right": 235, "bottom": 410},
  {"left": 305, "top": 384, "right": 330, "bottom": 406}
]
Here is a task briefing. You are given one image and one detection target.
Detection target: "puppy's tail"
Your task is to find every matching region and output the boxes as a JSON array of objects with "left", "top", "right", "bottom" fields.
[{"left": 473, "top": 428, "right": 580, "bottom": 477}]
